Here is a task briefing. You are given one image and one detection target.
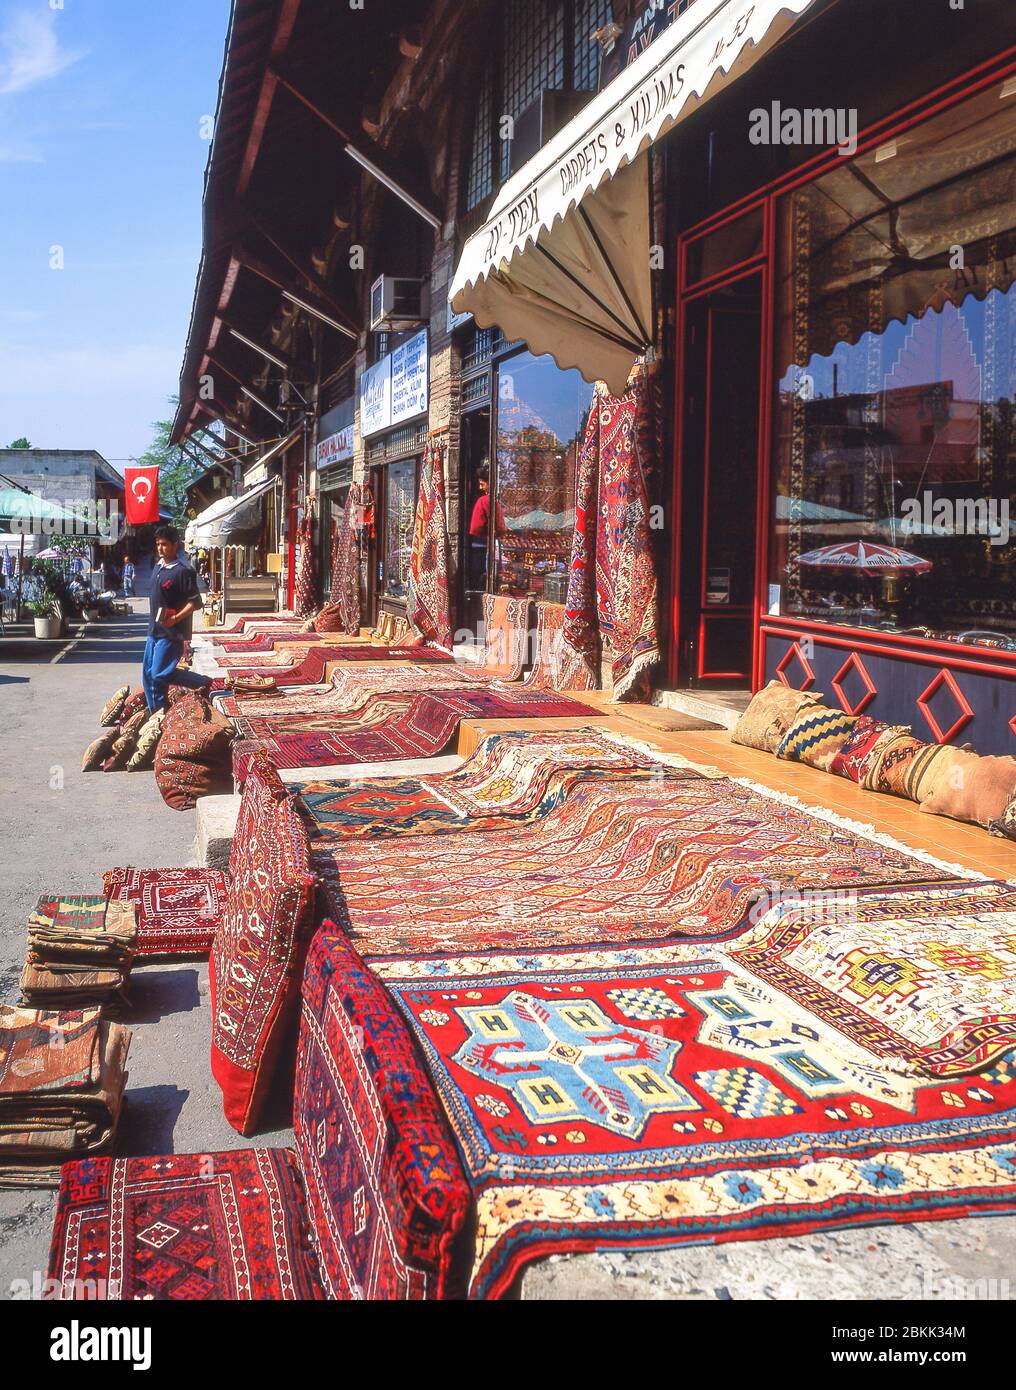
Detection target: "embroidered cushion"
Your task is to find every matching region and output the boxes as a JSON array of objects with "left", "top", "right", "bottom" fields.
[
  {"left": 731, "top": 680, "right": 825, "bottom": 754},
  {"left": 99, "top": 685, "right": 130, "bottom": 727},
  {"left": 209, "top": 793, "right": 316, "bottom": 1136},
  {"left": 154, "top": 693, "right": 234, "bottom": 810},
  {"left": 293, "top": 924, "right": 471, "bottom": 1300},
  {"left": 919, "top": 749, "right": 1016, "bottom": 828},
  {"left": 47, "top": 1151, "right": 322, "bottom": 1300},
  {"left": 828, "top": 716, "right": 910, "bottom": 783},
  {"left": 862, "top": 732, "right": 931, "bottom": 797},
  {"left": 125, "top": 709, "right": 164, "bottom": 772},
  {"left": 118, "top": 688, "right": 147, "bottom": 723},
  {"left": 990, "top": 789, "right": 1016, "bottom": 841},
  {"left": 102, "top": 866, "right": 229, "bottom": 957},
  {"left": 106, "top": 710, "right": 149, "bottom": 771},
  {"left": 229, "top": 745, "right": 288, "bottom": 878},
  {"left": 82, "top": 729, "right": 118, "bottom": 772},
  {"left": 776, "top": 706, "right": 856, "bottom": 771}
]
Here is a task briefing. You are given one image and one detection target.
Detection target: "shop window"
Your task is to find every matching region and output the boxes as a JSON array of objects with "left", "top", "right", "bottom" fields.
[
  {"left": 769, "top": 81, "right": 1016, "bottom": 647},
  {"left": 381, "top": 459, "right": 418, "bottom": 604},
  {"left": 492, "top": 349, "right": 594, "bottom": 601}
]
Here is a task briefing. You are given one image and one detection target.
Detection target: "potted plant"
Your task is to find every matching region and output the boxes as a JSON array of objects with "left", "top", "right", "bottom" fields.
[{"left": 28, "top": 597, "right": 61, "bottom": 639}]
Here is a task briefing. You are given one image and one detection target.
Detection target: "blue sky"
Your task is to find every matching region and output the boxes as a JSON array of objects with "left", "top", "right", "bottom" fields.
[{"left": 0, "top": 0, "right": 231, "bottom": 469}]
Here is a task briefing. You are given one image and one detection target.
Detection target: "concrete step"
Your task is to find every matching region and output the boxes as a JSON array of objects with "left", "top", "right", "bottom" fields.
[{"left": 654, "top": 687, "right": 751, "bottom": 731}]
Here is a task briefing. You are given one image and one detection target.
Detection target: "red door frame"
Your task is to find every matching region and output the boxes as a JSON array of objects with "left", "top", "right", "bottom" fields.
[
  {"left": 285, "top": 461, "right": 300, "bottom": 611},
  {"left": 667, "top": 47, "right": 1016, "bottom": 692}
]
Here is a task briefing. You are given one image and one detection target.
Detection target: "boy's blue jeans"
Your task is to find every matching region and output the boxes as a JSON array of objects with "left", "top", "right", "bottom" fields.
[{"left": 142, "top": 631, "right": 212, "bottom": 711}]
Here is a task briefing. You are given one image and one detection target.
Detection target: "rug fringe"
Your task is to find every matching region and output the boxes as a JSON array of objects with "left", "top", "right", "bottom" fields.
[
  {"left": 597, "top": 728, "right": 724, "bottom": 778},
  {"left": 729, "top": 776, "right": 984, "bottom": 881}
]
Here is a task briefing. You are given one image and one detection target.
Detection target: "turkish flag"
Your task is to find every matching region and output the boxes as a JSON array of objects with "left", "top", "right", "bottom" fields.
[{"left": 124, "top": 465, "right": 160, "bottom": 525}]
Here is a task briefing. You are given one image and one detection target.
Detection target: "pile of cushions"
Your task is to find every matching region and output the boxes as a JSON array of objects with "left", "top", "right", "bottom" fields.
[
  {"left": 84, "top": 688, "right": 164, "bottom": 773},
  {"left": 154, "top": 691, "right": 234, "bottom": 810},
  {"left": 732, "top": 680, "right": 1016, "bottom": 837},
  {"left": 20, "top": 895, "right": 136, "bottom": 1010},
  {"left": 0, "top": 1006, "right": 131, "bottom": 1187},
  {"left": 46, "top": 926, "right": 469, "bottom": 1298}
]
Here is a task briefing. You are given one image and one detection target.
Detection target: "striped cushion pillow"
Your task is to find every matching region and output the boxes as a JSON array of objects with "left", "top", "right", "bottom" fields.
[{"left": 776, "top": 706, "right": 857, "bottom": 771}]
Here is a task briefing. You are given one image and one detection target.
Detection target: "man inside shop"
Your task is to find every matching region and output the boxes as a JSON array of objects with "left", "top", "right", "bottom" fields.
[{"left": 141, "top": 525, "right": 214, "bottom": 711}]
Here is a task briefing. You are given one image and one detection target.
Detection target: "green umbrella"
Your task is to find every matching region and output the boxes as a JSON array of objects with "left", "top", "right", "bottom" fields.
[
  {"left": 0, "top": 487, "right": 83, "bottom": 621},
  {"left": 0, "top": 488, "right": 82, "bottom": 526}
]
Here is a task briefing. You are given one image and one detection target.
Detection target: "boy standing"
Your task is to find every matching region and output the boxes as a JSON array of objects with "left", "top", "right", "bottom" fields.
[{"left": 142, "top": 525, "right": 213, "bottom": 711}]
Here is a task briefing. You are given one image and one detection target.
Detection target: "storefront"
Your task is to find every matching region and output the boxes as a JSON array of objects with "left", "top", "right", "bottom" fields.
[
  {"left": 452, "top": 0, "right": 1015, "bottom": 751},
  {"left": 662, "top": 1, "right": 1016, "bottom": 752},
  {"left": 315, "top": 401, "right": 355, "bottom": 598},
  {"left": 360, "top": 329, "right": 430, "bottom": 625}
]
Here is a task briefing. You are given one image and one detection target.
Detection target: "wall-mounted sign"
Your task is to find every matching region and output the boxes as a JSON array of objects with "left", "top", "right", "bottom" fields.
[
  {"left": 390, "top": 330, "right": 429, "bottom": 426},
  {"left": 361, "top": 329, "right": 429, "bottom": 437},
  {"left": 316, "top": 425, "right": 354, "bottom": 470},
  {"left": 599, "top": 0, "right": 695, "bottom": 87},
  {"left": 360, "top": 356, "right": 392, "bottom": 438}
]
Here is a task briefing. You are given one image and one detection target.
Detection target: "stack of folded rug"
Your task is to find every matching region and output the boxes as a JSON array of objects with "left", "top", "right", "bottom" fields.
[
  {"left": 20, "top": 895, "right": 137, "bottom": 1010},
  {"left": 0, "top": 1006, "right": 131, "bottom": 1187}
]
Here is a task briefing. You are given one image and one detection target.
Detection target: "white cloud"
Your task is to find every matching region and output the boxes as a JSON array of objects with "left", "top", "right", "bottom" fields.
[{"left": 0, "top": 8, "right": 82, "bottom": 97}]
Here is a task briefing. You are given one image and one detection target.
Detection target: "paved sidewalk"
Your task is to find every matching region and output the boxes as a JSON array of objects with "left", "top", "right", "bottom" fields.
[{"left": 0, "top": 602, "right": 291, "bottom": 1298}]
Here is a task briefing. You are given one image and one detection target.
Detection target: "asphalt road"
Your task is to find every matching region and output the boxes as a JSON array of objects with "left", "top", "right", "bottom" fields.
[{"left": 0, "top": 601, "right": 291, "bottom": 1298}]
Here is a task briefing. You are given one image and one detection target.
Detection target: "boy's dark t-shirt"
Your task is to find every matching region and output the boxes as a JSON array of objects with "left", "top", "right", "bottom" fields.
[{"left": 149, "top": 559, "right": 201, "bottom": 640}]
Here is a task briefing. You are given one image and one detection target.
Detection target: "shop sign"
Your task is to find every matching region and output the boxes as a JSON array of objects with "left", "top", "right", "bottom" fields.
[
  {"left": 360, "top": 356, "right": 392, "bottom": 438},
  {"left": 390, "top": 330, "right": 429, "bottom": 426},
  {"left": 600, "top": 0, "right": 694, "bottom": 87},
  {"left": 316, "top": 425, "right": 354, "bottom": 469}
]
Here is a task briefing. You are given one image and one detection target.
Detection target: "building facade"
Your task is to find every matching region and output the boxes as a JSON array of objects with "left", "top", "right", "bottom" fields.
[{"left": 172, "top": 0, "right": 1016, "bottom": 751}]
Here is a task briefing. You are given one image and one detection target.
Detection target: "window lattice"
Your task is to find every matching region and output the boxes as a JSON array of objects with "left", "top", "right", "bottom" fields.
[
  {"left": 501, "top": 0, "right": 566, "bottom": 179},
  {"left": 573, "top": 0, "right": 612, "bottom": 90},
  {"left": 465, "top": 59, "right": 494, "bottom": 209}
]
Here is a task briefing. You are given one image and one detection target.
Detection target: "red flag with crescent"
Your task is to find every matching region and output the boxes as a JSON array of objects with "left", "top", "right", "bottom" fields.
[{"left": 124, "top": 464, "right": 160, "bottom": 525}]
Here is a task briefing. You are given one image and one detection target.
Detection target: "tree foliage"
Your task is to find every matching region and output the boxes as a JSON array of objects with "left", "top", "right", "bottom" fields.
[{"left": 7, "top": 437, "right": 31, "bottom": 449}]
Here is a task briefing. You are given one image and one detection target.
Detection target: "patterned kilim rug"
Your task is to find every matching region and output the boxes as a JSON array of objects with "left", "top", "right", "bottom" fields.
[
  {"left": 233, "top": 688, "right": 599, "bottom": 777},
  {"left": 294, "top": 728, "right": 689, "bottom": 842},
  {"left": 370, "top": 879, "right": 1016, "bottom": 1297},
  {"left": 316, "top": 775, "right": 968, "bottom": 959},
  {"left": 220, "top": 642, "right": 453, "bottom": 685},
  {"left": 212, "top": 632, "right": 322, "bottom": 653},
  {"left": 220, "top": 662, "right": 488, "bottom": 723}
]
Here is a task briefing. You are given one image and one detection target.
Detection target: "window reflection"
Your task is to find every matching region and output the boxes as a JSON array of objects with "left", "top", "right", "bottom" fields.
[
  {"left": 382, "top": 460, "right": 417, "bottom": 602},
  {"left": 493, "top": 350, "right": 594, "bottom": 601},
  {"left": 770, "top": 83, "right": 1016, "bottom": 649}
]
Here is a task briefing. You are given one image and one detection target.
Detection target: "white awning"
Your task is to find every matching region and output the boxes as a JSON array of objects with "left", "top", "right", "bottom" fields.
[
  {"left": 186, "top": 476, "right": 277, "bottom": 549},
  {"left": 242, "top": 425, "right": 303, "bottom": 486},
  {"left": 450, "top": 0, "right": 820, "bottom": 394}
]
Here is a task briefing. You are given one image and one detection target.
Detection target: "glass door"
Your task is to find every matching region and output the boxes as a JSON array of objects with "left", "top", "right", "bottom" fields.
[{"left": 677, "top": 272, "right": 763, "bottom": 684}]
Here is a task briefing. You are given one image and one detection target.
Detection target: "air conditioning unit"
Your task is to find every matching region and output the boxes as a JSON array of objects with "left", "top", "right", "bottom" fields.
[
  {"left": 370, "top": 275, "right": 428, "bottom": 332},
  {"left": 509, "top": 90, "right": 589, "bottom": 176}
]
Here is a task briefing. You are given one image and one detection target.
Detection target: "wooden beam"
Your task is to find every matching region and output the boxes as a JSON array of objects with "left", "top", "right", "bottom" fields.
[
  {"left": 235, "top": 0, "right": 303, "bottom": 198},
  {"left": 270, "top": 65, "right": 442, "bottom": 228},
  {"left": 237, "top": 240, "right": 360, "bottom": 338}
]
